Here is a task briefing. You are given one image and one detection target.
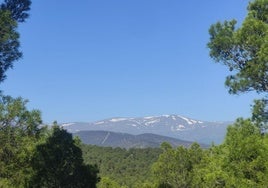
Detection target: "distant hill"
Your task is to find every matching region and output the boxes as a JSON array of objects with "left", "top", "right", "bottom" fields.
[
  {"left": 73, "top": 130, "right": 206, "bottom": 149},
  {"left": 63, "top": 115, "right": 231, "bottom": 145}
]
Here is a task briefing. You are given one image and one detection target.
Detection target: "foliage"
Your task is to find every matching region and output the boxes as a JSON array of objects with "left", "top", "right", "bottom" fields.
[
  {"left": 1, "top": 0, "right": 31, "bottom": 23},
  {"left": 0, "top": 95, "right": 42, "bottom": 187},
  {"left": 81, "top": 144, "right": 162, "bottom": 188},
  {"left": 97, "top": 177, "right": 121, "bottom": 188},
  {"left": 29, "top": 125, "right": 99, "bottom": 188},
  {"left": 252, "top": 99, "right": 268, "bottom": 128},
  {"left": 208, "top": 0, "right": 268, "bottom": 95},
  {"left": 223, "top": 119, "right": 268, "bottom": 186},
  {"left": 0, "top": 0, "right": 31, "bottom": 83},
  {"left": 152, "top": 142, "right": 204, "bottom": 188},
  {"left": 0, "top": 95, "right": 100, "bottom": 188},
  {"left": 208, "top": 0, "right": 268, "bottom": 130},
  {"left": 192, "top": 119, "right": 268, "bottom": 188}
]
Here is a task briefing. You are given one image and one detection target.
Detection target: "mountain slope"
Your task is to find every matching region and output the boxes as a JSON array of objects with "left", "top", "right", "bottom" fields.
[
  {"left": 63, "top": 115, "right": 231, "bottom": 144},
  {"left": 74, "top": 130, "right": 200, "bottom": 149}
]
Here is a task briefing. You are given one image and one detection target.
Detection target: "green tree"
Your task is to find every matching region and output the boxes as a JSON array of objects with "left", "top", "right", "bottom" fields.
[
  {"left": 192, "top": 119, "right": 268, "bottom": 188},
  {"left": 207, "top": 0, "right": 268, "bottom": 128},
  {"left": 208, "top": 0, "right": 268, "bottom": 95},
  {"left": 192, "top": 145, "right": 230, "bottom": 188},
  {"left": 0, "top": 0, "right": 31, "bottom": 83},
  {"left": 252, "top": 99, "right": 268, "bottom": 128},
  {"left": 152, "top": 142, "right": 203, "bottom": 188},
  {"left": 97, "top": 177, "right": 121, "bottom": 188},
  {"left": 30, "top": 125, "right": 99, "bottom": 188},
  {"left": 223, "top": 119, "right": 268, "bottom": 186},
  {"left": 1, "top": 0, "right": 31, "bottom": 22},
  {"left": 0, "top": 95, "right": 43, "bottom": 187}
]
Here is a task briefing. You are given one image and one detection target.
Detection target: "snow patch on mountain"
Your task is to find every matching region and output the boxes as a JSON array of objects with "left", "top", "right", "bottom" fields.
[
  {"left": 110, "top": 118, "right": 127, "bottom": 122},
  {"left": 162, "top": 115, "right": 170, "bottom": 118},
  {"left": 177, "top": 115, "right": 198, "bottom": 125},
  {"left": 61, "top": 123, "right": 75, "bottom": 127},
  {"left": 145, "top": 119, "right": 160, "bottom": 126},
  {"left": 144, "top": 116, "right": 154, "bottom": 119},
  {"left": 171, "top": 124, "right": 186, "bottom": 131},
  {"left": 171, "top": 116, "right": 177, "bottom": 121},
  {"left": 95, "top": 121, "right": 105, "bottom": 125}
]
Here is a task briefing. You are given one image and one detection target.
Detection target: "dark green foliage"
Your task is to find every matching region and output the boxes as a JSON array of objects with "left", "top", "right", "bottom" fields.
[
  {"left": 0, "top": 95, "right": 100, "bottom": 188},
  {"left": 251, "top": 99, "right": 268, "bottom": 128},
  {"left": 30, "top": 126, "right": 99, "bottom": 188},
  {"left": 81, "top": 144, "right": 162, "bottom": 187},
  {"left": 157, "top": 183, "right": 173, "bottom": 188},
  {"left": 1, "top": 0, "right": 31, "bottom": 23},
  {"left": 0, "top": 9, "right": 20, "bottom": 83},
  {"left": 97, "top": 177, "right": 121, "bottom": 188},
  {"left": 208, "top": 0, "right": 268, "bottom": 131},
  {"left": 0, "top": 0, "right": 31, "bottom": 83},
  {"left": 207, "top": 0, "right": 268, "bottom": 130},
  {"left": 208, "top": 0, "right": 268, "bottom": 95}
]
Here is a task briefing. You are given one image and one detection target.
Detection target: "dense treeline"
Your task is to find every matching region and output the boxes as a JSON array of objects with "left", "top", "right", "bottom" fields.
[
  {"left": 153, "top": 120, "right": 268, "bottom": 187},
  {"left": 81, "top": 145, "right": 162, "bottom": 187},
  {"left": 80, "top": 121, "right": 268, "bottom": 188}
]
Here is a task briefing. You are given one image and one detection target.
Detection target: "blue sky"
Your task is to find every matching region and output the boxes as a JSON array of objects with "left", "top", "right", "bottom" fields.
[{"left": 1, "top": 0, "right": 259, "bottom": 123}]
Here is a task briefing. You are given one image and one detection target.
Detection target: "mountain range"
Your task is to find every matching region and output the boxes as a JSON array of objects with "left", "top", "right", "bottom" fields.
[
  {"left": 62, "top": 115, "right": 231, "bottom": 146},
  {"left": 73, "top": 130, "right": 202, "bottom": 149}
]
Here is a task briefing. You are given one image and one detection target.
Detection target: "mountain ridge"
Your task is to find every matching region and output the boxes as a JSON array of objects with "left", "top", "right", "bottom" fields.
[
  {"left": 73, "top": 130, "right": 207, "bottom": 149},
  {"left": 62, "top": 114, "right": 231, "bottom": 145}
]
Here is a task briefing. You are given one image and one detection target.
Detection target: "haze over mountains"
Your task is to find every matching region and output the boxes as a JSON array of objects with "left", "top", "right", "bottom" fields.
[
  {"left": 73, "top": 130, "right": 199, "bottom": 149},
  {"left": 61, "top": 115, "right": 231, "bottom": 146}
]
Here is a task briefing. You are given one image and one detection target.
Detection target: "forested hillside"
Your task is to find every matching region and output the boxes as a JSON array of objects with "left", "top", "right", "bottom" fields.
[
  {"left": 74, "top": 130, "right": 196, "bottom": 148},
  {"left": 81, "top": 145, "right": 162, "bottom": 187},
  {"left": 81, "top": 127, "right": 268, "bottom": 188}
]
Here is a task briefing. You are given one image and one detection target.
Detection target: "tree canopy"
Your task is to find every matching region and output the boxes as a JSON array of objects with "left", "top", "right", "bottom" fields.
[
  {"left": 0, "top": 95, "right": 42, "bottom": 187},
  {"left": 208, "top": 0, "right": 268, "bottom": 95},
  {"left": 30, "top": 125, "right": 99, "bottom": 188},
  {"left": 0, "top": 95, "right": 100, "bottom": 187},
  {"left": 0, "top": 0, "right": 31, "bottom": 83},
  {"left": 208, "top": 0, "right": 268, "bottom": 129}
]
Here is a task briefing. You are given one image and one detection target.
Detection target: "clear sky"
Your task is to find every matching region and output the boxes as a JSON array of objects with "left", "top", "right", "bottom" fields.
[{"left": 1, "top": 0, "right": 260, "bottom": 123}]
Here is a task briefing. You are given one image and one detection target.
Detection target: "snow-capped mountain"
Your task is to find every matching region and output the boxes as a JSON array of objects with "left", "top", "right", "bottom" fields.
[{"left": 62, "top": 115, "right": 231, "bottom": 145}]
